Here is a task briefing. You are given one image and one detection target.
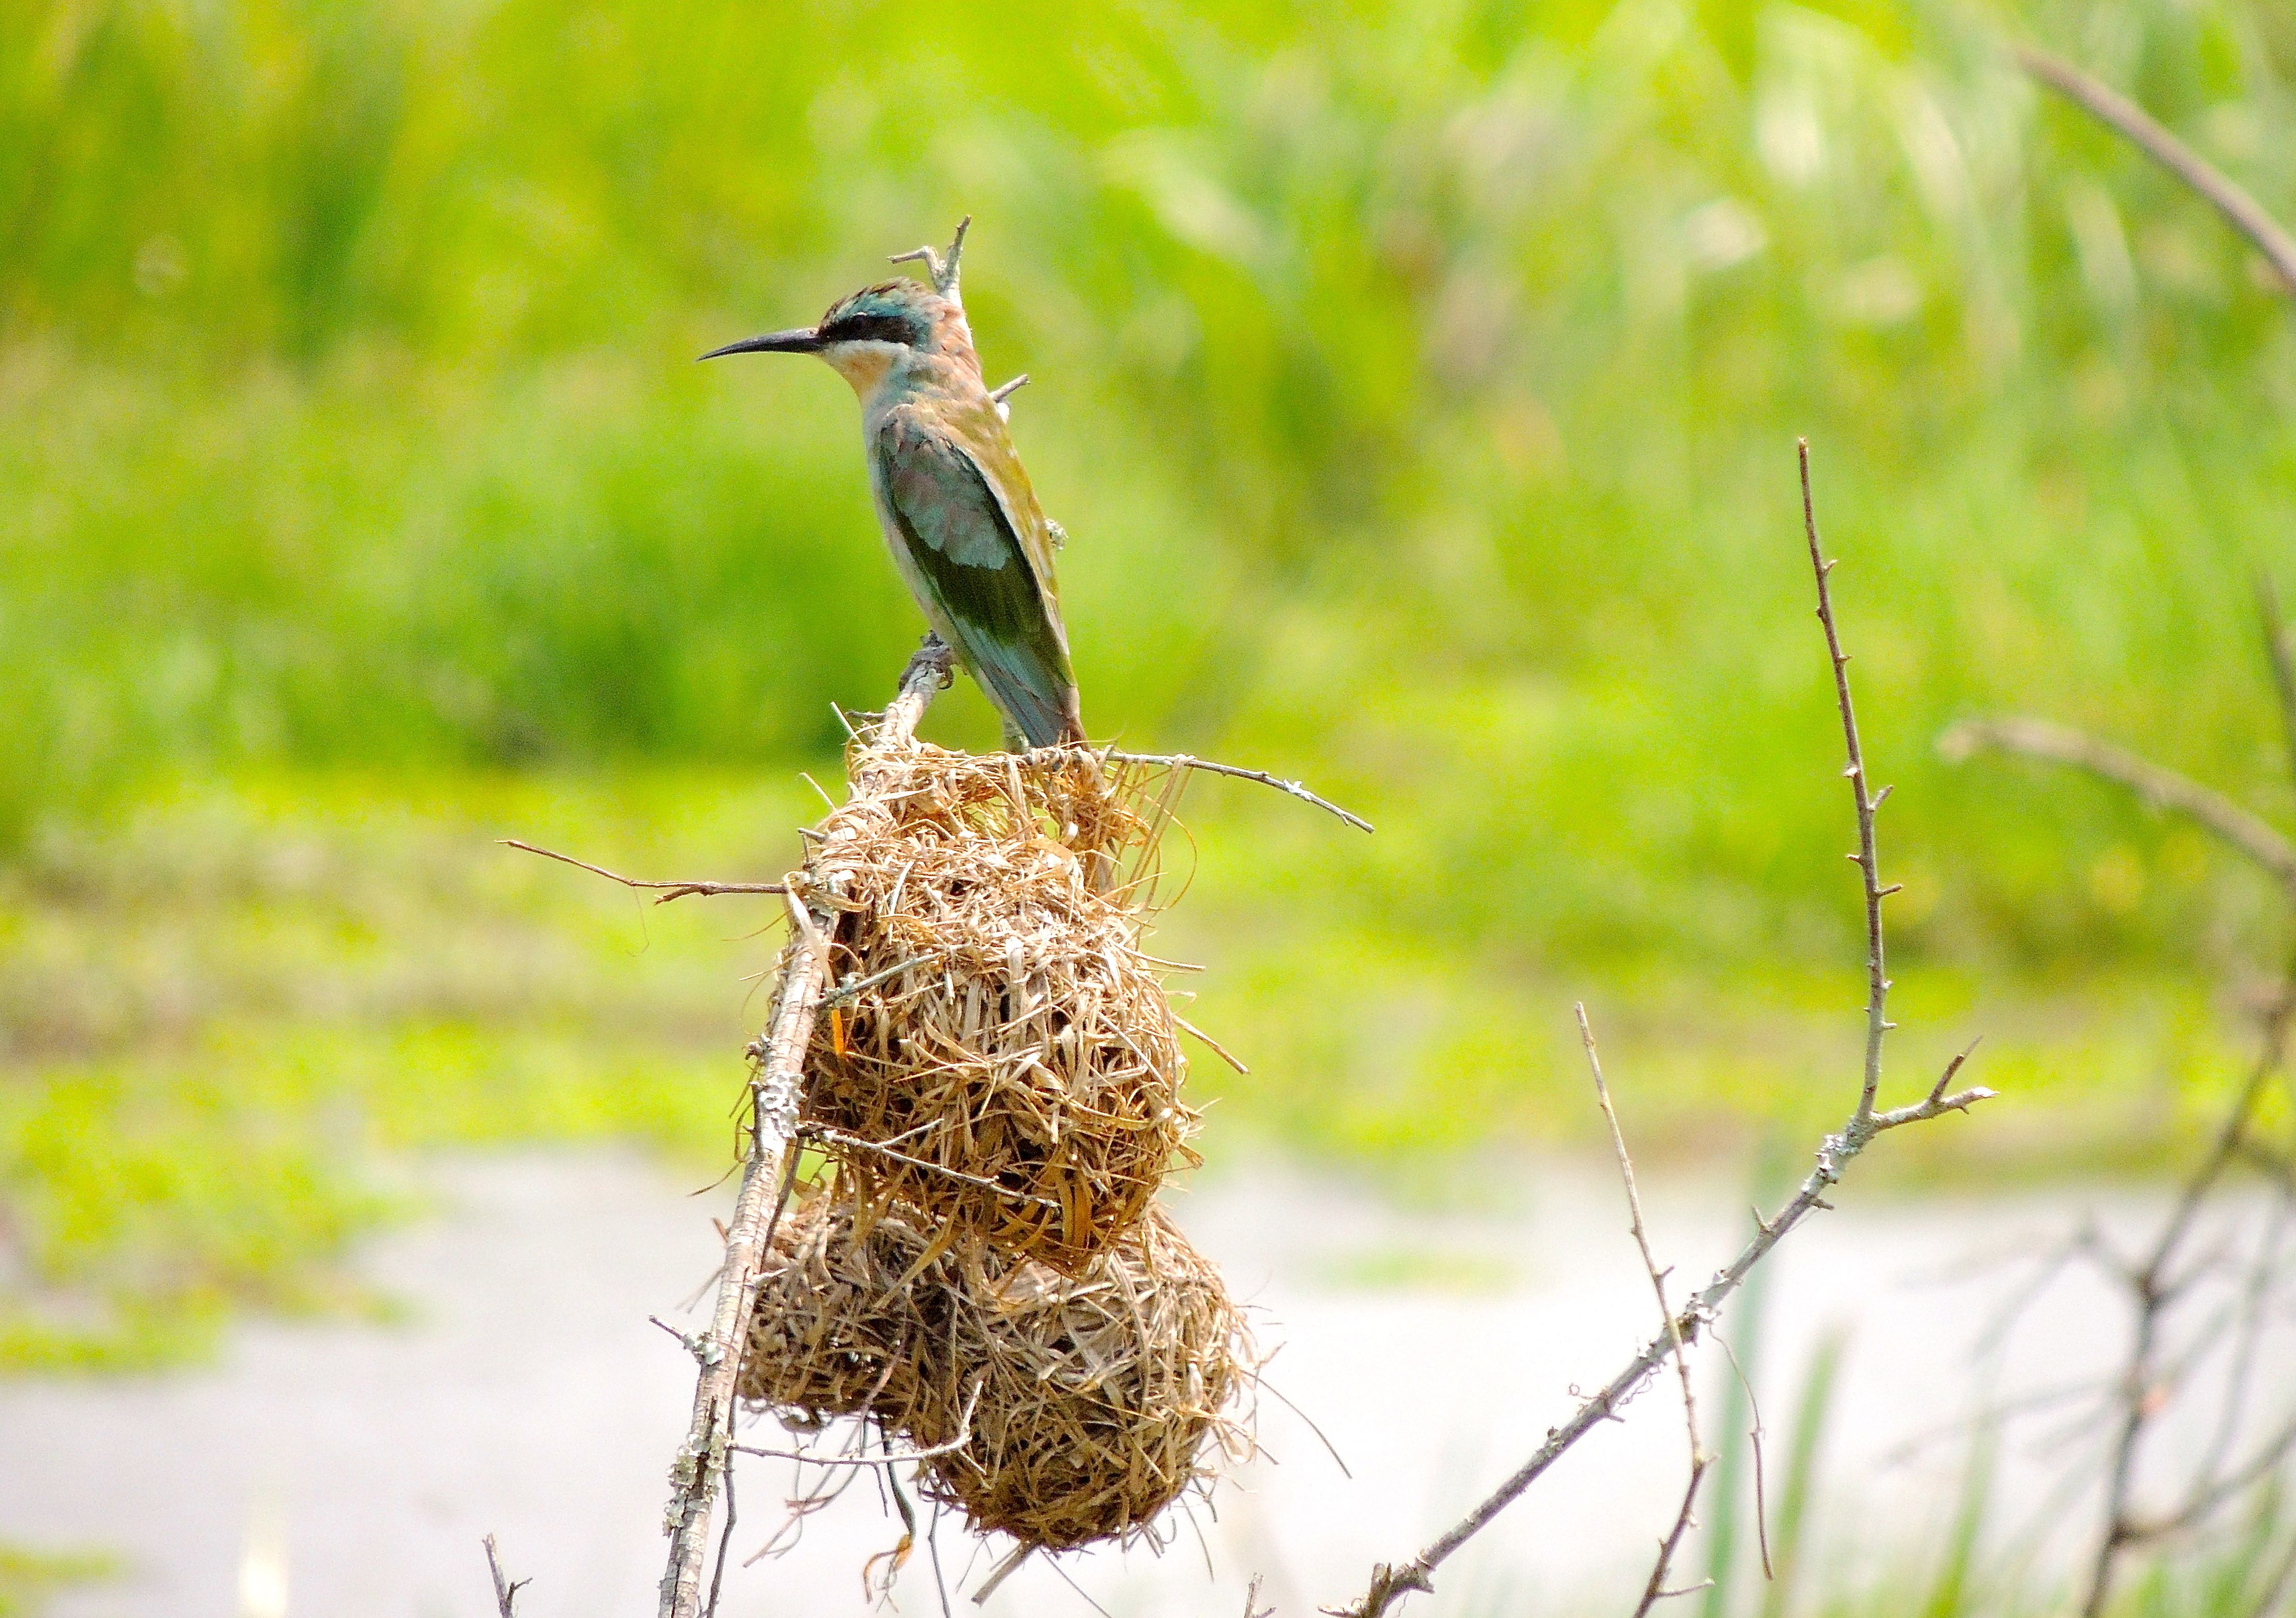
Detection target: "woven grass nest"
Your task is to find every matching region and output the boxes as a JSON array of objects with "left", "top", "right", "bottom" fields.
[
  {"left": 736, "top": 1183, "right": 1254, "bottom": 1554},
  {"left": 800, "top": 744, "right": 1204, "bottom": 1275},
  {"left": 733, "top": 1185, "right": 952, "bottom": 1436},
  {"left": 916, "top": 1200, "right": 1253, "bottom": 1552}
]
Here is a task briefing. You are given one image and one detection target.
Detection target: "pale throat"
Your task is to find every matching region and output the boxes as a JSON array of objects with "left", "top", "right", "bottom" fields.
[{"left": 823, "top": 341, "right": 906, "bottom": 402}]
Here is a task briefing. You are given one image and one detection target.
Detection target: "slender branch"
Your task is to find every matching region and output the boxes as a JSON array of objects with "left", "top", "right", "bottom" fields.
[
  {"left": 1636, "top": 1483, "right": 1715, "bottom": 1614},
  {"left": 1940, "top": 717, "right": 2296, "bottom": 896},
  {"left": 656, "top": 636, "right": 956, "bottom": 1618},
  {"left": 484, "top": 1535, "right": 528, "bottom": 1617},
  {"left": 1323, "top": 447, "right": 1993, "bottom": 1618},
  {"left": 1075, "top": 748, "right": 1374, "bottom": 833},
  {"left": 2132, "top": 1406, "right": 2296, "bottom": 1542},
  {"left": 500, "top": 839, "right": 787, "bottom": 904},
  {"left": 2258, "top": 574, "right": 2296, "bottom": 796},
  {"left": 704, "top": 1464, "right": 737, "bottom": 1618},
  {"left": 2017, "top": 46, "right": 2296, "bottom": 298},
  {"left": 2080, "top": 979, "right": 2296, "bottom": 1617},
  {"left": 1579, "top": 1004, "right": 1708, "bottom": 1618},
  {"left": 1801, "top": 440, "right": 1892, "bottom": 1128}
]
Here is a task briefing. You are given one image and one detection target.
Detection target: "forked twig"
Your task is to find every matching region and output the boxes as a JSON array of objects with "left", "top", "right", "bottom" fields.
[
  {"left": 484, "top": 1535, "right": 528, "bottom": 1617},
  {"left": 1324, "top": 443, "right": 1992, "bottom": 1618},
  {"left": 891, "top": 216, "right": 973, "bottom": 303},
  {"left": 1580, "top": 1004, "right": 1711, "bottom": 1616},
  {"left": 1949, "top": 587, "right": 2296, "bottom": 1617}
]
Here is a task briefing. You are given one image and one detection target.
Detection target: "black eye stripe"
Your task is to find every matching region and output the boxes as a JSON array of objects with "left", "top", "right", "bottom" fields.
[{"left": 819, "top": 312, "right": 915, "bottom": 346}]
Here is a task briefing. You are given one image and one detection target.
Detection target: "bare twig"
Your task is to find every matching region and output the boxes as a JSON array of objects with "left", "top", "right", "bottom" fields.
[
  {"left": 2016, "top": 45, "right": 2296, "bottom": 298},
  {"left": 2257, "top": 574, "right": 2296, "bottom": 798},
  {"left": 704, "top": 1463, "right": 737, "bottom": 1618},
  {"left": 1939, "top": 716, "right": 2296, "bottom": 896},
  {"left": 2079, "top": 981, "right": 2296, "bottom": 1617},
  {"left": 501, "top": 839, "right": 788, "bottom": 904},
  {"left": 1245, "top": 1574, "right": 1274, "bottom": 1618},
  {"left": 1085, "top": 749, "right": 1374, "bottom": 833},
  {"left": 1952, "top": 590, "right": 2296, "bottom": 1617},
  {"left": 891, "top": 216, "right": 973, "bottom": 302},
  {"left": 656, "top": 635, "right": 956, "bottom": 1618},
  {"left": 1323, "top": 445, "right": 1993, "bottom": 1618},
  {"left": 1579, "top": 1004, "right": 1709, "bottom": 1617},
  {"left": 484, "top": 1535, "right": 528, "bottom": 1617}
]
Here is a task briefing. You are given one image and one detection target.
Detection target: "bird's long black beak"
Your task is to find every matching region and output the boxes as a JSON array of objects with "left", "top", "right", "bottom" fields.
[{"left": 697, "top": 327, "right": 823, "bottom": 360}]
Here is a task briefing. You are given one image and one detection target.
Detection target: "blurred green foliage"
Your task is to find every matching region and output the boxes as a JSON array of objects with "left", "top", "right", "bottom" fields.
[
  {"left": 4, "top": 0, "right": 2293, "bottom": 968},
  {"left": 6, "top": 0, "right": 2296, "bottom": 1359}
]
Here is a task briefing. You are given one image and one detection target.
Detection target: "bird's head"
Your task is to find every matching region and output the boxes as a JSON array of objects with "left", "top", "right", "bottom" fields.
[{"left": 700, "top": 278, "right": 964, "bottom": 399}]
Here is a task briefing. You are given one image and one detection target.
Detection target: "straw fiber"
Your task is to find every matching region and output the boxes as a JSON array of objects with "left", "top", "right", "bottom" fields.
[
  {"left": 799, "top": 744, "right": 1200, "bottom": 1274},
  {"left": 917, "top": 1203, "right": 1253, "bottom": 1552}
]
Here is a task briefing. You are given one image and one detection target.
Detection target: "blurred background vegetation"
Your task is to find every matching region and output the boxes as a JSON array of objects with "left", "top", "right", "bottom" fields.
[{"left": 4, "top": 0, "right": 2295, "bottom": 1366}]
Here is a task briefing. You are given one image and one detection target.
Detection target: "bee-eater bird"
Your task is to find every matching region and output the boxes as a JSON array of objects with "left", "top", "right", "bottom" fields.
[{"left": 701, "top": 267, "right": 1085, "bottom": 750}]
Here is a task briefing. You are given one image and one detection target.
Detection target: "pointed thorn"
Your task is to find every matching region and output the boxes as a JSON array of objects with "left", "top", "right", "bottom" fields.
[{"left": 1878, "top": 882, "right": 1905, "bottom": 897}]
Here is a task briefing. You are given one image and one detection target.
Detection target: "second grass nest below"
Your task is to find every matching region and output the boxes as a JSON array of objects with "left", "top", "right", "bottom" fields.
[{"left": 736, "top": 1180, "right": 1254, "bottom": 1554}]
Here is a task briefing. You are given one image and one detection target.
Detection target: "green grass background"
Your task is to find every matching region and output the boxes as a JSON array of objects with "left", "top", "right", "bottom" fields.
[{"left": 5, "top": 0, "right": 2296, "bottom": 1366}]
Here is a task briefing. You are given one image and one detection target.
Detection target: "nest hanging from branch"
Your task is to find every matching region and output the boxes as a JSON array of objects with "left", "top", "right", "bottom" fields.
[
  {"left": 735, "top": 1181, "right": 1253, "bottom": 1555},
  {"left": 798, "top": 744, "right": 1204, "bottom": 1275},
  {"left": 733, "top": 1183, "right": 955, "bottom": 1435},
  {"left": 916, "top": 1204, "right": 1254, "bottom": 1553}
]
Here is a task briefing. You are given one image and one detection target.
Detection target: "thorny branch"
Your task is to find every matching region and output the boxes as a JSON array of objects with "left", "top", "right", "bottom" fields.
[
  {"left": 655, "top": 635, "right": 957, "bottom": 1618},
  {"left": 1324, "top": 443, "right": 1994, "bottom": 1618}
]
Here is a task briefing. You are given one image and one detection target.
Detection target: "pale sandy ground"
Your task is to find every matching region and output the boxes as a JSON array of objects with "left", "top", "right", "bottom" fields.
[{"left": 2, "top": 1149, "right": 2284, "bottom": 1618}]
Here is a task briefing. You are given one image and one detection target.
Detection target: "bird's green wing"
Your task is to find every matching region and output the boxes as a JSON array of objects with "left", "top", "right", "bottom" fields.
[
  {"left": 929, "top": 395, "right": 1067, "bottom": 595},
  {"left": 874, "top": 405, "right": 1080, "bottom": 747}
]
